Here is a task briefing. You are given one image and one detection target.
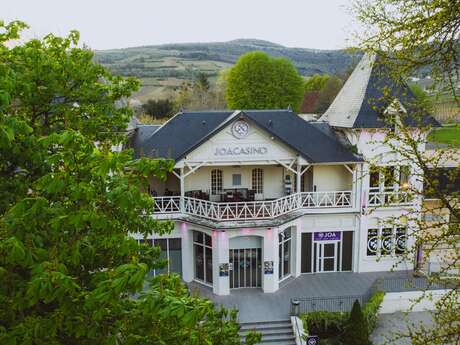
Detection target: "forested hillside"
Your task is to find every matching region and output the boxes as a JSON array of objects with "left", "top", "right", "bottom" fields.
[{"left": 94, "top": 39, "right": 360, "bottom": 101}]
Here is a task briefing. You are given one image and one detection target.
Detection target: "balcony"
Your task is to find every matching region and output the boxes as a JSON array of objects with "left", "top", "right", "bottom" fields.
[
  {"left": 367, "top": 191, "right": 413, "bottom": 207},
  {"left": 152, "top": 191, "right": 353, "bottom": 222}
]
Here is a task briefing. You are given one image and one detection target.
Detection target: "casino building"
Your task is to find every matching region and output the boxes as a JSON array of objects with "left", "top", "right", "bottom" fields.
[{"left": 129, "top": 55, "right": 440, "bottom": 295}]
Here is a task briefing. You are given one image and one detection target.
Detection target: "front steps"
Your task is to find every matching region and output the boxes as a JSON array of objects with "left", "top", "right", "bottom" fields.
[{"left": 239, "top": 319, "right": 296, "bottom": 345}]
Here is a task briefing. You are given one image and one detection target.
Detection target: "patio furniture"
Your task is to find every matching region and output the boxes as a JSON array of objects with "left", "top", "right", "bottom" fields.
[
  {"left": 185, "top": 190, "right": 210, "bottom": 200},
  {"left": 284, "top": 175, "right": 292, "bottom": 195},
  {"left": 224, "top": 190, "right": 235, "bottom": 202}
]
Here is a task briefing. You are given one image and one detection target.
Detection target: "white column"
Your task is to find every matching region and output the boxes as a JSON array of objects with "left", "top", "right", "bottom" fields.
[
  {"left": 362, "top": 163, "right": 370, "bottom": 208},
  {"left": 356, "top": 215, "right": 368, "bottom": 273},
  {"left": 180, "top": 167, "right": 185, "bottom": 212},
  {"left": 352, "top": 165, "right": 357, "bottom": 208},
  {"left": 296, "top": 158, "right": 301, "bottom": 194},
  {"left": 354, "top": 163, "right": 365, "bottom": 210},
  {"left": 212, "top": 231, "right": 230, "bottom": 295},
  {"left": 263, "top": 228, "right": 279, "bottom": 293},
  {"left": 180, "top": 222, "right": 194, "bottom": 283},
  {"left": 293, "top": 220, "right": 302, "bottom": 277}
]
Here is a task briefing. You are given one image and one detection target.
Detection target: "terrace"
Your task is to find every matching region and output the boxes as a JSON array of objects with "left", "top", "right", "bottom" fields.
[{"left": 152, "top": 190, "right": 354, "bottom": 221}]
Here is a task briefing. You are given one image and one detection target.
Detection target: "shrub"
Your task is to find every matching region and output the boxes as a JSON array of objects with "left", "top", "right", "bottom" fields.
[
  {"left": 362, "top": 291, "right": 385, "bottom": 332},
  {"left": 302, "top": 311, "right": 347, "bottom": 339},
  {"left": 300, "top": 292, "right": 384, "bottom": 344},
  {"left": 341, "top": 300, "right": 370, "bottom": 345}
]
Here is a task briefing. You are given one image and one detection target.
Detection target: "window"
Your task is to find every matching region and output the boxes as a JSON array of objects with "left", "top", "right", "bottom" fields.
[
  {"left": 278, "top": 228, "right": 291, "bottom": 279},
  {"left": 382, "top": 167, "right": 396, "bottom": 191},
  {"left": 193, "top": 231, "right": 213, "bottom": 284},
  {"left": 211, "top": 169, "right": 223, "bottom": 195},
  {"left": 367, "top": 229, "right": 378, "bottom": 256},
  {"left": 370, "top": 166, "right": 410, "bottom": 192},
  {"left": 252, "top": 168, "right": 264, "bottom": 194},
  {"left": 399, "top": 166, "right": 411, "bottom": 189},
  {"left": 366, "top": 226, "right": 407, "bottom": 257},
  {"left": 395, "top": 228, "right": 407, "bottom": 255},
  {"left": 232, "top": 173, "right": 242, "bottom": 186},
  {"left": 369, "top": 166, "right": 380, "bottom": 191},
  {"left": 381, "top": 228, "right": 393, "bottom": 256},
  {"left": 137, "top": 238, "right": 182, "bottom": 276}
]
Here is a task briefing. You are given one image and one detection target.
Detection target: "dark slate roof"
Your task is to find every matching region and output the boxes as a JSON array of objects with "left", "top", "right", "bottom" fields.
[
  {"left": 321, "top": 54, "right": 441, "bottom": 129},
  {"left": 129, "top": 125, "right": 161, "bottom": 158},
  {"left": 242, "top": 110, "right": 361, "bottom": 163},
  {"left": 131, "top": 110, "right": 362, "bottom": 163},
  {"left": 132, "top": 111, "right": 233, "bottom": 159}
]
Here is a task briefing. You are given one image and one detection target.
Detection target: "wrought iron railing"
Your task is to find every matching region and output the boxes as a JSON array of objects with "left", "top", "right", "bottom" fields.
[
  {"left": 152, "top": 191, "right": 353, "bottom": 221},
  {"left": 293, "top": 295, "right": 365, "bottom": 313},
  {"left": 291, "top": 275, "right": 451, "bottom": 315}
]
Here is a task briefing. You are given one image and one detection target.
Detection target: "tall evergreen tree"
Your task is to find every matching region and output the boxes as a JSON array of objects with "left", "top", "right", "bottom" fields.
[{"left": 342, "top": 300, "right": 370, "bottom": 345}]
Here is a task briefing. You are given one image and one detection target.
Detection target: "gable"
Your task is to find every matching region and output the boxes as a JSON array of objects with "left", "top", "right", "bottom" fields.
[{"left": 183, "top": 117, "right": 298, "bottom": 163}]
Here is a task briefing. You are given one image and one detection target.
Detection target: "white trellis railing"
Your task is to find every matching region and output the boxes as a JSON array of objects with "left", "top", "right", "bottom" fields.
[
  {"left": 367, "top": 191, "right": 413, "bottom": 207},
  {"left": 153, "top": 191, "right": 353, "bottom": 221}
]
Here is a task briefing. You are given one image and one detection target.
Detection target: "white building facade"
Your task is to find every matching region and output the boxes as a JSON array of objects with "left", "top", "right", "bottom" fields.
[{"left": 129, "top": 55, "right": 440, "bottom": 295}]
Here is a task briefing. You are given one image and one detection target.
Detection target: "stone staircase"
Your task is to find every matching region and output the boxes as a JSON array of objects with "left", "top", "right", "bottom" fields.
[{"left": 239, "top": 319, "right": 296, "bottom": 345}]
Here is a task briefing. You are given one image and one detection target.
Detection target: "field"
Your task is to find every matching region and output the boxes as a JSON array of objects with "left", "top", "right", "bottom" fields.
[
  {"left": 94, "top": 39, "right": 359, "bottom": 101},
  {"left": 428, "top": 125, "right": 460, "bottom": 146}
]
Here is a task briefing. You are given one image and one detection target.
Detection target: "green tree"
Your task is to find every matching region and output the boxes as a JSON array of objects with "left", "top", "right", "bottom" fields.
[
  {"left": 409, "top": 84, "right": 433, "bottom": 112},
  {"left": 342, "top": 300, "right": 370, "bottom": 345},
  {"left": 195, "top": 72, "right": 210, "bottom": 92},
  {"left": 354, "top": 2, "right": 460, "bottom": 343},
  {"left": 226, "top": 51, "right": 304, "bottom": 111},
  {"left": 142, "top": 99, "right": 175, "bottom": 119},
  {"left": 304, "top": 74, "right": 330, "bottom": 92},
  {"left": 314, "top": 76, "right": 343, "bottom": 114},
  {"left": 0, "top": 21, "right": 248, "bottom": 345},
  {"left": 353, "top": 0, "right": 460, "bottom": 107}
]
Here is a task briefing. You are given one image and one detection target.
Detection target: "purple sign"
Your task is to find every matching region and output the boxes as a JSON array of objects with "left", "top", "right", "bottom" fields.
[{"left": 314, "top": 231, "right": 341, "bottom": 241}]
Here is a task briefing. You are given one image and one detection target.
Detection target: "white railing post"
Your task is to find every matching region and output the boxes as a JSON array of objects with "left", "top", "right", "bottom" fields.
[{"left": 179, "top": 167, "right": 185, "bottom": 213}]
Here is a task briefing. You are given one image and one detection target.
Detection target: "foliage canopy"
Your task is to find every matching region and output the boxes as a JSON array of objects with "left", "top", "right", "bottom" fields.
[
  {"left": 0, "top": 20, "right": 249, "bottom": 345},
  {"left": 226, "top": 51, "right": 304, "bottom": 111}
]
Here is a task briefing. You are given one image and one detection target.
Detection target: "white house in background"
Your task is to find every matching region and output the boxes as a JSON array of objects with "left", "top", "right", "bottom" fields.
[{"left": 128, "top": 54, "right": 440, "bottom": 295}]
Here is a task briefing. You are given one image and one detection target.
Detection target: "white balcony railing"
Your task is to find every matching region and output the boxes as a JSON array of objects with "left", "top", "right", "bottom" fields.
[
  {"left": 367, "top": 191, "right": 413, "bottom": 207},
  {"left": 152, "top": 191, "right": 353, "bottom": 221}
]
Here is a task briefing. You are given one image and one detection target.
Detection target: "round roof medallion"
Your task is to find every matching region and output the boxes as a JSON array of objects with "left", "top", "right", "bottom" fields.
[{"left": 232, "top": 120, "right": 249, "bottom": 139}]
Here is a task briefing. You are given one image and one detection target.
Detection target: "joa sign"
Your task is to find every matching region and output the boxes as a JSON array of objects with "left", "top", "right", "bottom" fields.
[{"left": 314, "top": 231, "right": 341, "bottom": 241}]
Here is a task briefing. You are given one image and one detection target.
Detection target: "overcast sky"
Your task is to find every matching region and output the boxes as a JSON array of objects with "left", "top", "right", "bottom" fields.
[{"left": 5, "top": 0, "right": 359, "bottom": 50}]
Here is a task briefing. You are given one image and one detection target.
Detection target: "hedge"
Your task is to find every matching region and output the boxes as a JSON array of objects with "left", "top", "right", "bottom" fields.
[{"left": 300, "top": 291, "right": 385, "bottom": 344}]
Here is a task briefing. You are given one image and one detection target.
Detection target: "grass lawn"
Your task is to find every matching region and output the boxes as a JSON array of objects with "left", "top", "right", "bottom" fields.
[{"left": 428, "top": 125, "right": 460, "bottom": 146}]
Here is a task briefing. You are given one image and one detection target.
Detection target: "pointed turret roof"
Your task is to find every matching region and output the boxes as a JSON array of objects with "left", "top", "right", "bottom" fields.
[{"left": 320, "top": 54, "right": 440, "bottom": 128}]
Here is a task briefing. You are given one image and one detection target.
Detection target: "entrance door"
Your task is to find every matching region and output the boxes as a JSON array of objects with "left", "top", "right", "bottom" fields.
[
  {"left": 229, "top": 248, "right": 262, "bottom": 288},
  {"left": 315, "top": 242, "right": 338, "bottom": 272}
]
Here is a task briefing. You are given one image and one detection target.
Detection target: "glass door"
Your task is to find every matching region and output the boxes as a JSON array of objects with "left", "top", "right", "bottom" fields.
[
  {"left": 316, "top": 242, "right": 338, "bottom": 272},
  {"left": 229, "top": 248, "right": 262, "bottom": 289}
]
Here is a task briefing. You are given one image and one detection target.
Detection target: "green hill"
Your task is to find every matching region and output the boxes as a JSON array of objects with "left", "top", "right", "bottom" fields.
[{"left": 94, "top": 39, "right": 360, "bottom": 101}]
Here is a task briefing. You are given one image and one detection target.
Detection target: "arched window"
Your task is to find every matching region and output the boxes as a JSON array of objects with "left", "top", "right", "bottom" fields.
[
  {"left": 252, "top": 168, "right": 264, "bottom": 194},
  {"left": 211, "top": 169, "right": 223, "bottom": 195}
]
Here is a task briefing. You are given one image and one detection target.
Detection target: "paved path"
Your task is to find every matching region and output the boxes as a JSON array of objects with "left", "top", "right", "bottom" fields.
[
  {"left": 371, "top": 312, "right": 434, "bottom": 345},
  {"left": 190, "top": 271, "right": 413, "bottom": 322}
]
